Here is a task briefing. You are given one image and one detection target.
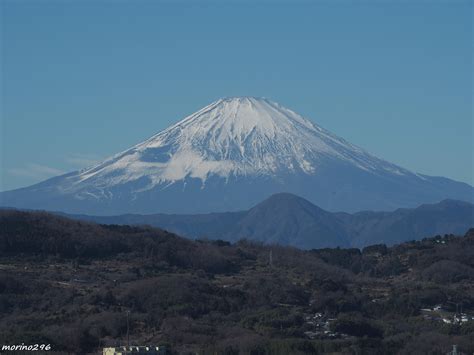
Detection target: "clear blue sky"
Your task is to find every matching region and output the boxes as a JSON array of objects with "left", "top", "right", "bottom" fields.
[{"left": 1, "top": 0, "right": 472, "bottom": 191}]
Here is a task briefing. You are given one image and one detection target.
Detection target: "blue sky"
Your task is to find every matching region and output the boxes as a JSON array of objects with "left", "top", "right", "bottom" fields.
[{"left": 1, "top": 0, "right": 472, "bottom": 191}]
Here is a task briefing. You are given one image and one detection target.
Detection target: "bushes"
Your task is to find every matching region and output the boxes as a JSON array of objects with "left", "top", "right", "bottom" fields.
[
  {"left": 0, "top": 210, "right": 130, "bottom": 258},
  {"left": 0, "top": 274, "right": 25, "bottom": 294},
  {"left": 243, "top": 276, "right": 309, "bottom": 307},
  {"left": 0, "top": 210, "right": 245, "bottom": 274},
  {"left": 121, "top": 275, "right": 246, "bottom": 317},
  {"left": 421, "top": 260, "right": 474, "bottom": 283},
  {"left": 330, "top": 313, "right": 383, "bottom": 338}
]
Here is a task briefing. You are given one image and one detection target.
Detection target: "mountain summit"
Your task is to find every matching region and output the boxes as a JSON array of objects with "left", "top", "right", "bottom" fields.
[
  {"left": 1, "top": 97, "right": 472, "bottom": 214},
  {"left": 74, "top": 97, "right": 413, "bottom": 185}
]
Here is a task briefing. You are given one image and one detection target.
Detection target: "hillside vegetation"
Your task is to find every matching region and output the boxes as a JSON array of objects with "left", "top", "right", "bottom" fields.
[{"left": 1, "top": 209, "right": 474, "bottom": 354}]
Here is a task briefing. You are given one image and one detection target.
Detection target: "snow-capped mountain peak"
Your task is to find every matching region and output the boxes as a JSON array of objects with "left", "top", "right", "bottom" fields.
[
  {"left": 3, "top": 96, "right": 471, "bottom": 215},
  {"left": 73, "top": 96, "right": 407, "bottom": 192}
]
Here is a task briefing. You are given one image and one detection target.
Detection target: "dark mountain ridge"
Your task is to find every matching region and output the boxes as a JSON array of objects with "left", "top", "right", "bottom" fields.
[
  {"left": 224, "top": 193, "right": 349, "bottom": 249},
  {"left": 41, "top": 193, "right": 474, "bottom": 249}
]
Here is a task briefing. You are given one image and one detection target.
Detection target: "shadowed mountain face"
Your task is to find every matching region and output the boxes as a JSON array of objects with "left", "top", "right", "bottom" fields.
[
  {"left": 338, "top": 199, "right": 474, "bottom": 247},
  {"left": 1, "top": 97, "right": 472, "bottom": 215},
  {"left": 64, "top": 193, "right": 474, "bottom": 249},
  {"left": 226, "top": 193, "right": 349, "bottom": 248}
]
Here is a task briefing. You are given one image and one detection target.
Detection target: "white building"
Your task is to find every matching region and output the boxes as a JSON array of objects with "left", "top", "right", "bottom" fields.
[{"left": 103, "top": 346, "right": 166, "bottom": 355}]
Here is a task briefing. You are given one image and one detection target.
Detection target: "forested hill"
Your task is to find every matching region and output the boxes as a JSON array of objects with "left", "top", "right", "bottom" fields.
[{"left": 1, "top": 209, "right": 474, "bottom": 354}]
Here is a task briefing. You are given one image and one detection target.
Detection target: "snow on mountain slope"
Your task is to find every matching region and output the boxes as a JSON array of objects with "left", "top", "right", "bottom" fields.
[
  {"left": 63, "top": 97, "right": 413, "bottom": 193},
  {"left": 1, "top": 97, "right": 472, "bottom": 214}
]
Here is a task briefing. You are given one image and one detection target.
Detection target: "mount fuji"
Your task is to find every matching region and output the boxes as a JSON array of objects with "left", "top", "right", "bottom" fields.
[{"left": 1, "top": 97, "right": 472, "bottom": 214}]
